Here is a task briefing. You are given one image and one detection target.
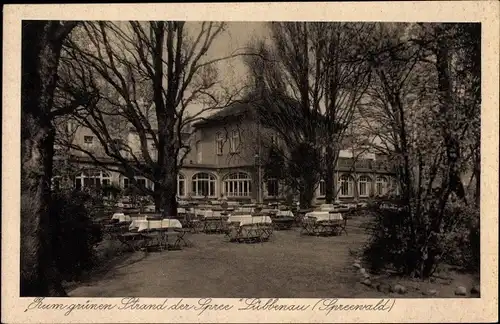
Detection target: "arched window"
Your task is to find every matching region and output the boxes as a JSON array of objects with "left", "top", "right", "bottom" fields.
[
  {"left": 358, "top": 175, "right": 371, "bottom": 197},
  {"left": 192, "top": 172, "right": 217, "bottom": 197},
  {"left": 177, "top": 173, "right": 186, "bottom": 197},
  {"left": 75, "top": 169, "right": 110, "bottom": 189},
  {"left": 223, "top": 172, "right": 251, "bottom": 197},
  {"left": 376, "top": 176, "right": 388, "bottom": 196},
  {"left": 338, "top": 175, "right": 354, "bottom": 197},
  {"left": 319, "top": 179, "right": 326, "bottom": 197}
]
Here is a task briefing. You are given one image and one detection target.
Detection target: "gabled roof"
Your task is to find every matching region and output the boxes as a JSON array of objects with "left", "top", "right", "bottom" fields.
[
  {"left": 192, "top": 91, "right": 346, "bottom": 133},
  {"left": 192, "top": 100, "right": 254, "bottom": 128}
]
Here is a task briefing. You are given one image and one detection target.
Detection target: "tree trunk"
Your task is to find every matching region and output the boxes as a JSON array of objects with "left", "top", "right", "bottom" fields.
[
  {"left": 435, "top": 29, "right": 466, "bottom": 203},
  {"left": 153, "top": 186, "right": 163, "bottom": 213},
  {"left": 299, "top": 177, "right": 315, "bottom": 209},
  {"left": 324, "top": 145, "right": 335, "bottom": 203},
  {"left": 20, "top": 21, "right": 74, "bottom": 297},
  {"left": 158, "top": 145, "right": 178, "bottom": 219}
]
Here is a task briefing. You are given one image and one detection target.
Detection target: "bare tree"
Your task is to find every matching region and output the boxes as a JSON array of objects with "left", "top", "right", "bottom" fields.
[
  {"left": 21, "top": 20, "right": 78, "bottom": 296},
  {"left": 58, "top": 21, "right": 248, "bottom": 217},
  {"left": 244, "top": 22, "right": 371, "bottom": 207}
]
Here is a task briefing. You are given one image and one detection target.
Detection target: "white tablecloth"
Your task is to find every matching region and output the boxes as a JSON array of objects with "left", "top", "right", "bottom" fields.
[
  {"left": 111, "top": 213, "right": 131, "bottom": 223},
  {"left": 319, "top": 204, "right": 337, "bottom": 212},
  {"left": 130, "top": 219, "right": 182, "bottom": 232},
  {"left": 275, "top": 210, "right": 294, "bottom": 217},
  {"left": 111, "top": 213, "right": 124, "bottom": 220},
  {"left": 236, "top": 207, "right": 255, "bottom": 214},
  {"left": 227, "top": 215, "right": 272, "bottom": 227},
  {"left": 305, "top": 211, "right": 343, "bottom": 222},
  {"left": 201, "top": 210, "right": 225, "bottom": 219}
]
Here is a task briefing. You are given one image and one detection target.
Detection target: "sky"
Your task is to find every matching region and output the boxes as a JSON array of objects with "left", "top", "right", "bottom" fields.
[
  {"left": 207, "top": 22, "right": 268, "bottom": 88},
  {"left": 186, "top": 22, "right": 269, "bottom": 118}
]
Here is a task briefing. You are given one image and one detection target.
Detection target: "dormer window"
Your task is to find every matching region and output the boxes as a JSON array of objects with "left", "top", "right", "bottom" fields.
[{"left": 84, "top": 136, "right": 94, "bottom": 146}]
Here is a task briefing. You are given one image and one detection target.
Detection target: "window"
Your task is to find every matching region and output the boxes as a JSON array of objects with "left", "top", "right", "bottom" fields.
[
  {"left": 224, "top": 172, "right": 251, "bottom": 197},
  {"left": 123, "top": 177, "right": 130, "bottom": 189},
  {"left": 376, "top": 176, "right": 388, "bottom": 196},
  {"left": 84, "top": 136, "right": 94, "bottom": 146},
  {"left": 192, "top": 172, "right": 216, "bottom": 197},
  {"left": 319, "top": 179, "right": 326, "bottom": 197},
  {"left": 266, "top": 179, "right": 279, "bottom": 197},
  {"left": 358, "top": 175, "right": 370, "bottom": 197},
  {"left": 75, "top": 169, "right": 110, "bottom": 190},
  {"left": 112, "top": 138, "right": 126, "bottom": 150},
  {"left": 338, "top": 175, "right": 354, "bottom": 197},
  {"left": 216, "top": 133, "right": 224, "bottom": 155},
  {"left": 177, "top": 173, "right": 186, "bottom": 197},
  {"left": 67, "top": 121, "right": 77, "bottom": 133},
  {"left": 149, "top": 141, "right": 158, "bottom": 160},
  {"left": 122, "top": 176, "right": 150, "bottom": 191},
  {"left": 229, "top": 130, "right": 239, "bottom": 153},
  {"left": 136, "top": 178, "right": 147, "bottom": 189}
]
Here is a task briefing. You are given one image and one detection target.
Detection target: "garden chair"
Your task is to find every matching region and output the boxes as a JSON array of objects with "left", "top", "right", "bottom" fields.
[
  {"left": 259, "top": 222, "right": 274, "bottom": 241},
  {"left": 300, "top": 217, "right": 317, "bottom": 235},
  {"left": 173, "top": 228, "right": 193, "bottom": 248},
  {"left": 239, "top": 224, "right": 262, "bottom": 243},
  {"left": 117, "top": 232, "right": 147, "bottom": 252}
]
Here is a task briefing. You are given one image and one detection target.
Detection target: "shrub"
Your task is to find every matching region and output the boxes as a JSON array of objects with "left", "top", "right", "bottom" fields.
[
  {"left": 363, "top": 195, "right": 479, "bottom": 277},
  {"left": 50, "top": 189, "right": 103, "bottom": 281},
  {"left": 440, "top": 201, "right": 480, "bottom": 271}
]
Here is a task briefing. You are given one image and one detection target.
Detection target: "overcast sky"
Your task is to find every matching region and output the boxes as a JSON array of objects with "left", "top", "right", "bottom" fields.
[{"left": 185, "top": 22, "right": 269, "bottom": 118}]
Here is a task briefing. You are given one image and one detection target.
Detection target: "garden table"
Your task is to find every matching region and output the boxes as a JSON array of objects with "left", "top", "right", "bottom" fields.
[
  {"left": 319, "top": 204, "right": 338, "bottom": 212},
  {"left": 301, "top": 212, "right": 347, "bottom": 236},
  {"left": 111, "top": 213, "right": 131, "bottom": 223},
  {"left": 226, "top": 215, "right": 273, "bottom": 243},
  {"left": 272, "top": 216, "right": 295, "bottom": 230},
  {"left": 133, "top": 219, "right": 184, "bottom": 250},
  {"left": 237, "top": 207, "right": 255, "bottom": 214},
  {"left": 275, "top": 210, "right": 294, "bottom": 217},
  {"left": 202, "top": 217, "right": 227, "bottom": 233}
]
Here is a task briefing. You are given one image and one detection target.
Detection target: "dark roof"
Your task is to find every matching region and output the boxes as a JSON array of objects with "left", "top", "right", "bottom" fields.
[
  {"left": 193, "top": 100, "right": 252, "bottom": 128},
  {"left": 192, "top": 91, "right": 345, "bottom": 132}
]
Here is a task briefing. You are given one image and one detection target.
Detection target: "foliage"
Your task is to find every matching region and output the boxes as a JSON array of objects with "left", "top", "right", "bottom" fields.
[
  {"left": 355, "top": 23, "right": 481, "bottom": 278},
  {"left": 50, "top": 189, "right": 103, "bottom": 281},
  {"left": 364, "top": 195, "right": 479, "bottom": 276},
  {"left": 263, "top": 146, "right": 286, "bottom": 181}
]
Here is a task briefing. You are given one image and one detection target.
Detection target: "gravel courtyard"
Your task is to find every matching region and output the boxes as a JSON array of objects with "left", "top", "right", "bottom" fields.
[
  {"left": 68, "top": 217, "right": 378, "bottom": 298},
  {"left": 68, "top": 216, "right": 478, "bottom": 298}
]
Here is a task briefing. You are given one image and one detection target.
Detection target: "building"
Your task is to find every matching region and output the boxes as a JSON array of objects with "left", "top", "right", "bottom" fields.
[{"left": 54, "top": 100, "right": 399, "bottom": 204}]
